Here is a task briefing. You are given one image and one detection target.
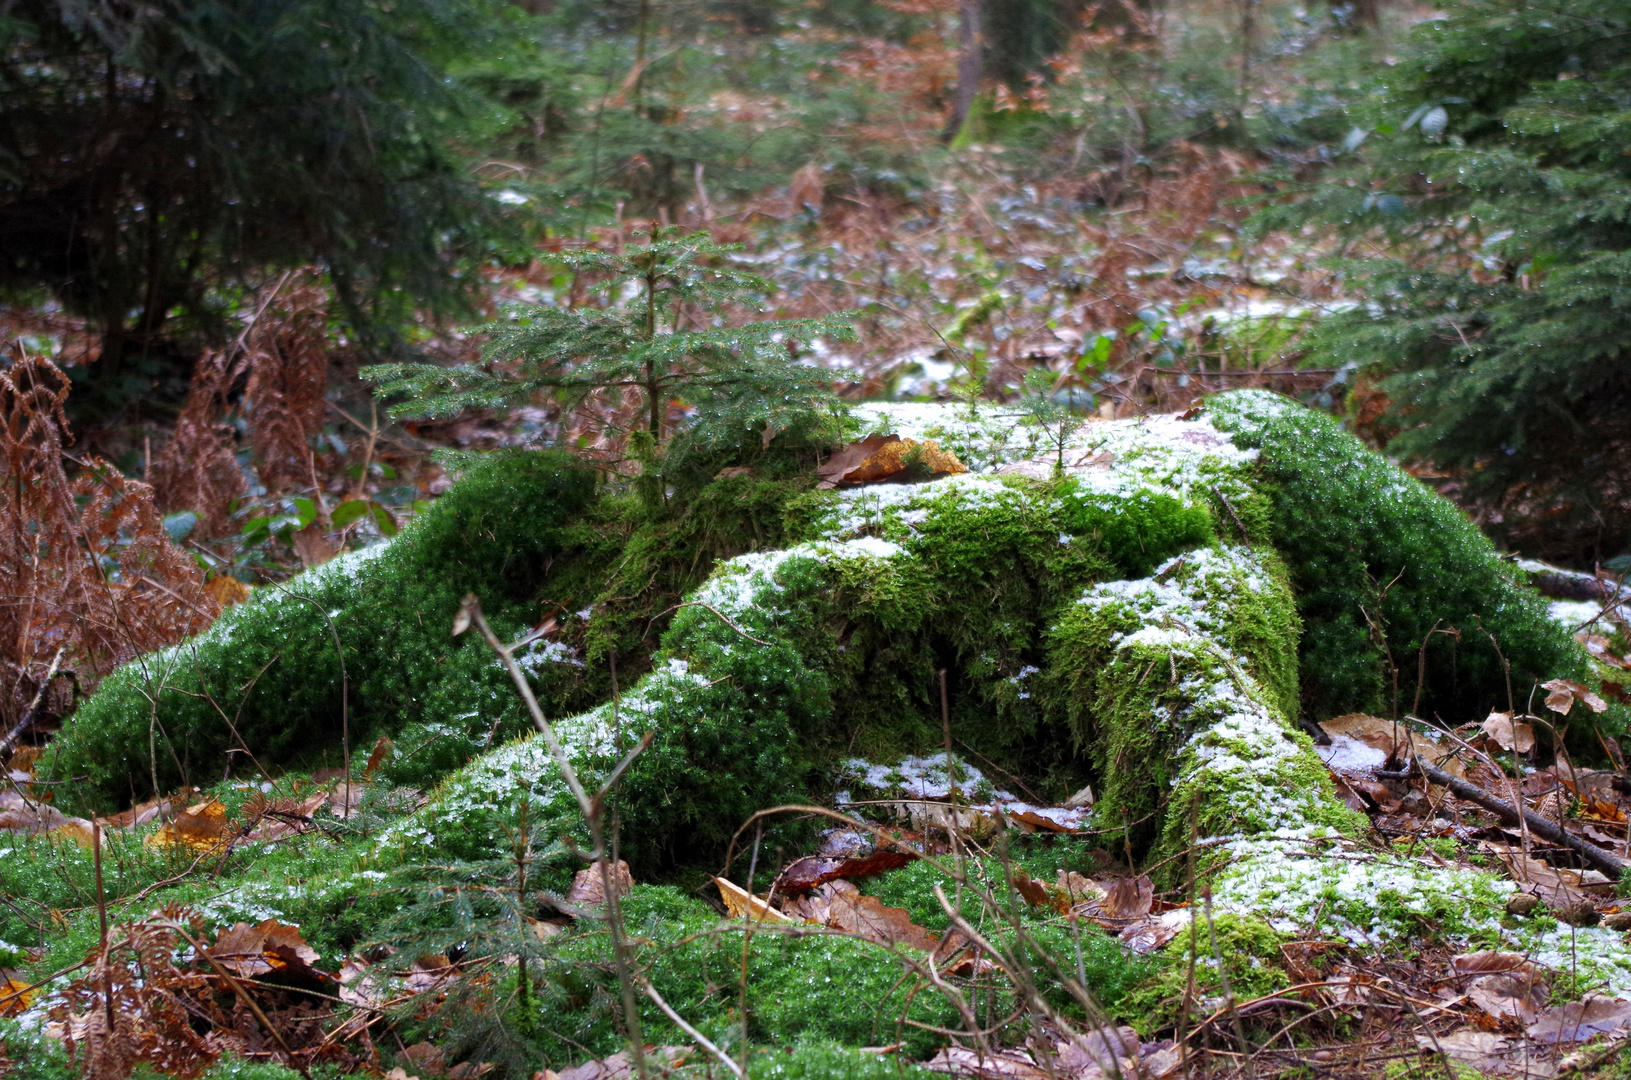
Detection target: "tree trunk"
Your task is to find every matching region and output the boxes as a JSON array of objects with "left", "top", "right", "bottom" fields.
[{"left": 943, "top": 0, "right": 983, "bottom": 144}]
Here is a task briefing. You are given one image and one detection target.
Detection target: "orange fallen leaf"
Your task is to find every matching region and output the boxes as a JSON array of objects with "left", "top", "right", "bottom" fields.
[
  {"left": 0, "top": 975, "right": 35, "bottom": 1017},
  {"left": 816, "top": 434, "right": 967, "bottom": 489}
]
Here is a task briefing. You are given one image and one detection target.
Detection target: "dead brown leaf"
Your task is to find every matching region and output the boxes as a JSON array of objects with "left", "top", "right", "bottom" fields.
[
  {"left": 815, "top": 433, "right": 968, "bottom": 489},
  {"left": 1098, "top": 875, "right": 1154, "bottom": 920},
  {"left": 566, "top": 860, "right": 633, "bottom": 911},
  {"left": 1482, "top": 711, "right": 1536, "bottom": 755},
  {"left": 0, "top": 790, "right": 72, "bottom": 834},
  {"left": 207, "top": 920, "right": 331, "bottom": 986},
  {"left": 782, "top": 879, "right": 860, "bottom": 924},
  {"left": 1526, "top": 995, "right": 1631, "bottom": 1044},
  {"left": 146, "top": 798, "right": 231, "bottom": 851},
  {"left": 1010, "top": 873, "right": 1051, "bottom": 909},
  {"left": 1542, "top": 679, "right": 1608, "bottom": 717},
  {"left": 1579, "top": 634, "right": 1629, "bottom": 670},
  {"left": 1417, "top": 1031, "right": 1556, "bottom": 1077},
  {"left": 823, "top": 891, "right": 939, "bottom": 952},
  {"left": 244, "top": 789, "right": 332, "bottom": 840},
  {"left": 363, "top": 736, "right": 394, "bottom": 777},
  {"left": 1453, "top": 952, "right": 1549, "bottom": 1025},
  {"left": 772, "top": 851, "right": 914, "bottom": 894},
  {"left": 1118, "top": 909, "right": 1191, "bottom": 954}
]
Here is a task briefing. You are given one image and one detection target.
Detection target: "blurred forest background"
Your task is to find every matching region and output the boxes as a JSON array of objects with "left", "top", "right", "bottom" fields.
[{"left": 4, "top": 0, "right": 1629, "bottom": 720}]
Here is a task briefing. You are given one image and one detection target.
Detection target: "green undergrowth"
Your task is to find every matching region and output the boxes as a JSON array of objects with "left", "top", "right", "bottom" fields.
[
  {"left": 1209, "top": 390, "right": 1616, "bottom": 732},
  {"left": 1118, "top": 913, "right": 1296, "bottom": 1036}
]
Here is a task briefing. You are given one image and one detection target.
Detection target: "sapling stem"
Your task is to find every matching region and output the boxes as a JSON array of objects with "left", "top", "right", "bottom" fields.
[{"left": 456, "top": 595, "right": 651, "bottom": 1080}]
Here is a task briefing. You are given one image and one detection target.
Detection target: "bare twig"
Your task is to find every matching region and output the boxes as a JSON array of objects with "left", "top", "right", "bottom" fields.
[
  {"left": 457, "top": 594, "right": 651, "bottom": 1080},
  {"left": 1382, "top": 756, "right": 1626, "bottom": 879}
]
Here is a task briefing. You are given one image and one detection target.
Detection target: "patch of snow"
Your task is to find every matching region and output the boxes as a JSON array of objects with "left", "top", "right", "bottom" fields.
[{"left": 1316, "top": 734, "right": 1388, "bottom": 774}]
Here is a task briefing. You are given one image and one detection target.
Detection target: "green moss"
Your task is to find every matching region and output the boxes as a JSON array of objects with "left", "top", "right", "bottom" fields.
[
  {"left": 413, "top": 467, "right": 1223, "bottom": 871},
  {"left": 1209, "top": 389, "right": 1613, "bottom": 731},
  {"left": 1041, "top": 542, "right": 1361, "bottom": 869},
  {"left": 1118, "top": 914, "right": 1292, "bottom": 1035},
  {"left": 43, "top": 452, "right": 596, "bottom": 809}
]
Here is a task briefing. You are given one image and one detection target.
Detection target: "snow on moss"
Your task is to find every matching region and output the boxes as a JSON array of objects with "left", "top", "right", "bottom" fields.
[{"left": 852, "top": 401, "right": 1259, "bottom": 509}]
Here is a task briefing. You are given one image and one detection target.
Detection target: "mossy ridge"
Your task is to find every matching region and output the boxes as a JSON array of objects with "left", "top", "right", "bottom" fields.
[
  {"left": 43, "top": 452, "right": 597, "bottom": 809},
  {"left": 1044, "top": 543, "right": 1363, "bottom": 873},
  {"left": 1208, "top": 389, "right": 1612, "bottom": 730}
]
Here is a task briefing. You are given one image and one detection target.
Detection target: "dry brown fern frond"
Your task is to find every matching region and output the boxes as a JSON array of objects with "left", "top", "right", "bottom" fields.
[
  {"left": 0, "top": 353, "right": 219, "bottom": 732},
  {"left": 150, "top": 349, "right": 246, "bottom": 541},
  {"left": 49, "top": 908, "right": 220, "bottom": 1080},
  {"left": 243, "top": 273, "right": 331, "bottom": 495}
]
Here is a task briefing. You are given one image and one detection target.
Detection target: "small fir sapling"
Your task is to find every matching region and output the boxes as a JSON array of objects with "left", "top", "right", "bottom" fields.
[
  {"left": 363, "top": 227, "right": 856, "bottom": 511},
  {"left": 1011, "top": 367, "right": 1091, "bottom": 475}
]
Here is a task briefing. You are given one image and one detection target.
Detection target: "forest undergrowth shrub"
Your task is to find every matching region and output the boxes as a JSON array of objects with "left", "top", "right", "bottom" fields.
[{"left": 1, "top": 354, "right": 219, "bottom": 734}]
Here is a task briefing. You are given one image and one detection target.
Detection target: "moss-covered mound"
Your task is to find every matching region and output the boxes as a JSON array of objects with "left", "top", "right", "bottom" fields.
[
  {"left": 47, "top": 390, "right": 1617, "bottom": 864},
  {"left": 1209, "top": 391, "right": 1586, "bottom": 723},
  {"left": 43, "top": 452, "right": 596, "bottom": 806},
  {"left": 19, "top": 390, "right": 1631, "bottom": 1078}
]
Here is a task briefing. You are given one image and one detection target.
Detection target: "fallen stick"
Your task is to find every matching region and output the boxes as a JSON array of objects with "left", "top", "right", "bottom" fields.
[{"left": 1381, "top": 758, "right": 1627, "bottom": 880}]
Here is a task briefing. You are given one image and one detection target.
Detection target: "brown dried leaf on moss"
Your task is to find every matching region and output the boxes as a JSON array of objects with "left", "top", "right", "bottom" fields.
[
  {"left": 823, "top": 890, "right": 938, "bottom": 951},
  {"left": 772, "top": 850, "right": 914, "bottom": 894},
  {"left": 817, "top": 433, "right": 968, "bottom": 488},
  {"left": 146, "top": 798, "right": 231, "bottom": 852},
  {"left": 1454, "top": 952, "right": 1549, "bottom": 1024},
  {"left": 1526, "top": 995, "right": 1631, "bottom": 1043},
  {"left": 566, "top": 860, "right": 634, "bottom": 910}
]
